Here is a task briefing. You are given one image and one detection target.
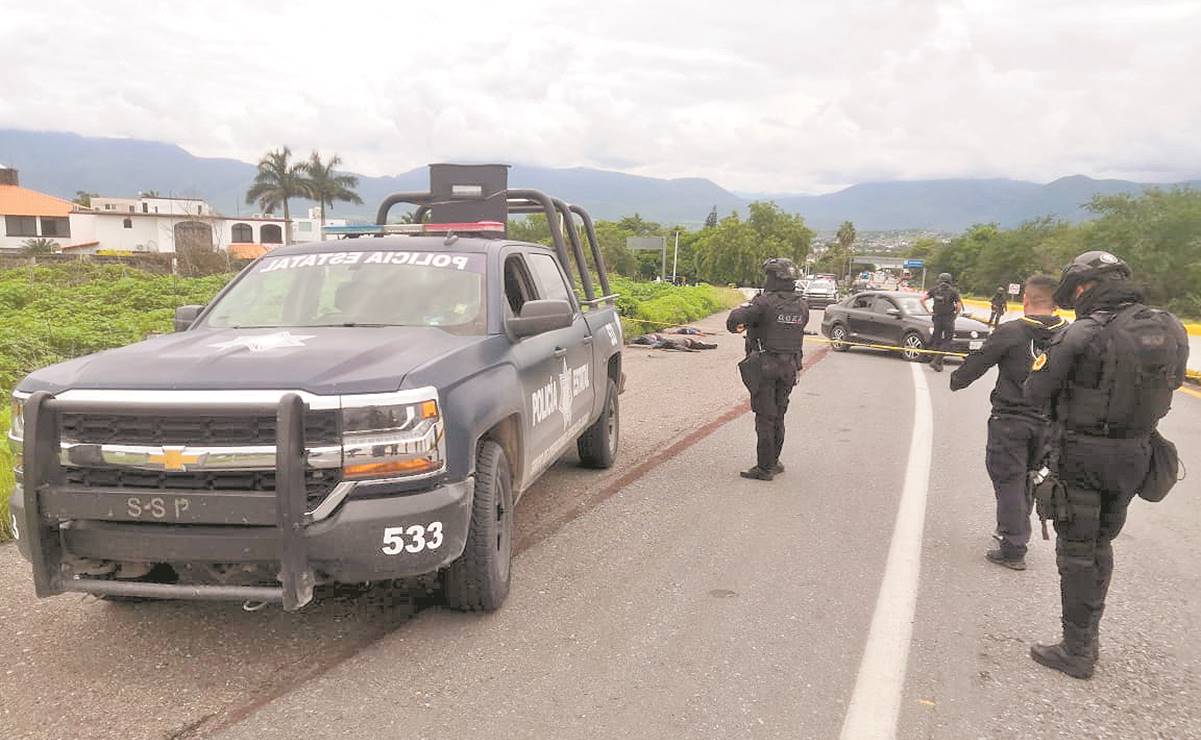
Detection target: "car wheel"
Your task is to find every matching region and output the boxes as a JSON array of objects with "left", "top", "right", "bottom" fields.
[
  {"left": 577, "top": 378, "right": 619, "bottom": 468},
  {"left": 830, "top": 323, "right": 850, "bottom": 352},
  {"left": 444, "top": 439, "right": 513, "bottom": 612},
  {"left": 902, "top": 332, "right": 929, "bottom": 363}
]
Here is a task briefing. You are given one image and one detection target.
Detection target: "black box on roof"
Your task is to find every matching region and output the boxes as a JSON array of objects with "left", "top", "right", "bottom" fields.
[{"left": 428, "top": 163, "right": 509, "bottom": 225}]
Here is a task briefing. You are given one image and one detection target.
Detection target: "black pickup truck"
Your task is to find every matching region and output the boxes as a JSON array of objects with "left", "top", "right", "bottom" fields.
[{"left": 6, "top": 164, "right": 623, "bottom": 612}]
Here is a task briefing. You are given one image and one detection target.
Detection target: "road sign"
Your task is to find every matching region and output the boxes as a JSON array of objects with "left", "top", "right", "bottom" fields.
[
  {"left": 903, "top": 259, "right": 924, "bottom": 269},
  {"left": 1008, "top": 283, "right": 1021, "bottom": 295},
  {"left": 626, "top": 236, "right": 666, "bottom": 252}
]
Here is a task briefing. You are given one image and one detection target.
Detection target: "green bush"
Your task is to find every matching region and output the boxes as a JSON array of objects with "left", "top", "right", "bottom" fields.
[
  {"left": 0, "top": 264, "right": 232, "bottom": 540},
  {"left": 609, "top": 276, "right": 741, "bottom": 338}
]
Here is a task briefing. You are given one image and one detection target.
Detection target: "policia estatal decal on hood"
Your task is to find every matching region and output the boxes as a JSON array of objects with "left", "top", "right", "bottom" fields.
[
  {"left": 1020, "top": 250, "right": 1189, "bottom": 680},
  {"left": 726, "top": 258, "right": 809, "bottom": 482}
]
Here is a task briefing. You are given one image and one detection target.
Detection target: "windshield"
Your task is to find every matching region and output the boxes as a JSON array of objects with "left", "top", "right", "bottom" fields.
[
  {"left": 808, "top": 280, "right": 836, "bottom": 291},
  {"left": 203, "top": 249, "right": 487, "bottom": 335},
  {"left": 896, "top": 295, "right": 929, "bottom": 316}
]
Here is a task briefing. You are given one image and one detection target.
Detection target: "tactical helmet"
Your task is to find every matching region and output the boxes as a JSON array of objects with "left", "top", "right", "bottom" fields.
[
  {"left": 938, "top": 272, "right": 953, "bottom": 284},
  {"left": 1052, "top": 250, "right": 1132, "bottom": 309},
  {"left": 762, "top": 257, "right": 797, "bottom": 280}
]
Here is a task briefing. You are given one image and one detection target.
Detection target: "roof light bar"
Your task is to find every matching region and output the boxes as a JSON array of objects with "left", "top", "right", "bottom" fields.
[{"left": 322, "top": 221, "right": 505, "bottom": 238}]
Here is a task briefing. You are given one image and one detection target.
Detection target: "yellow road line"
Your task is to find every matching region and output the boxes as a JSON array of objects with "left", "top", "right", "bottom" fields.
[{"left": 1179, "top": 386, "right": 1201, "bottom": 400}]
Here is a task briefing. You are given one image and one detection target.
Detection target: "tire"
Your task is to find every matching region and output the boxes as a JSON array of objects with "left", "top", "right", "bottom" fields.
[
  {"left": 902, "top": 331, "right": 930, "bottom": 363},
  {"left": 444, "top": 440, "right": 513, "bottom": 612},
  {"left": 829, "top": 323, "right": 850, "bottom": 352},
  {"left": 577, "top": 378, "right": 619, "bottom": 469}
]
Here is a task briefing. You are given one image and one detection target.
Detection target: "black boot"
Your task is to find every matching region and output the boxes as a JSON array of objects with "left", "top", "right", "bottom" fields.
[
  {"left": 740, "top": 466, "right": 774, "bottom": 481},
  {"left": 1031, "top": 623, "right": 1095, "bottom": 679},
  {"left": 769, "top": 462, "right": 785, "bottom": 475},
  {"left": 985, "top": 548, "right": 1026, "bottom": 571}
]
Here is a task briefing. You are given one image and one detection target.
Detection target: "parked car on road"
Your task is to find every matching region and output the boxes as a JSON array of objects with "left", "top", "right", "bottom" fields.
[
  {"left": 801, "top": 278, "right": 840, "bottom": 309},
  {"left": 821, "top": 290, "right": 991, "bottom": 361}
]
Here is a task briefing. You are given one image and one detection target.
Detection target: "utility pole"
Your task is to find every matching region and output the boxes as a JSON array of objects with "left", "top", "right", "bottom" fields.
[
  {"left": 660, "top": 239, "right": 667, "bottom": 282},
  {"left": 671, "top": 231, "right": 680, "bottom": 283}
]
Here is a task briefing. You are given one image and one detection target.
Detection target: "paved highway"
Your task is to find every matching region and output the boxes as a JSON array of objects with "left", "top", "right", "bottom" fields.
[{"left": 1, "top": 310, "right": 1198, "bottom": 739}]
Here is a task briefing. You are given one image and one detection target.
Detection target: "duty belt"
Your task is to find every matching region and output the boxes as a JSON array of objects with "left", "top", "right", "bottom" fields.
[{"left": 1066, "top": 425, "right": 1151, "bottom": 440}]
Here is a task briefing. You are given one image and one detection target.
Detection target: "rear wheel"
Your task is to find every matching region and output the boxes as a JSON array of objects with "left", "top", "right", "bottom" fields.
[
  {"left": 577, "top": 378, "right": 619, "bottom": 469},
  {"left": 902, "top": 332, "right": 929, "bottom": 362},
  {"left": 829, "top": 323, "right": 850, "bottom": 352},
  {"left": 444, "top": 440, "right": 513, "bottom": 612}
]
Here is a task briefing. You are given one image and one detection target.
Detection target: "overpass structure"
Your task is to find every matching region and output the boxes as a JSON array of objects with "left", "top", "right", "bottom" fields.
[{"left": 851, "top": 254, "right": 908, "bottom": 269}]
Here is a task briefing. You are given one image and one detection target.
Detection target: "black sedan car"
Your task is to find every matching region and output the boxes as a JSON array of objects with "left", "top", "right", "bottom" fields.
[{"left": 820, "top": 291, "right": 991, "bottom": 361}]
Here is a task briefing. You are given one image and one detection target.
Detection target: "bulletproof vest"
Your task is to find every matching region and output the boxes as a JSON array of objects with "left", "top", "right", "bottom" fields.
[
  {"left": 929, "top": 284, "right": 956, "bottom": 315},
  {"left": 751, "top": 292, "right": 806, "bottom": 353},
  {"left": 1063, "top": 304, "right": 1183, "bottom": 435}
]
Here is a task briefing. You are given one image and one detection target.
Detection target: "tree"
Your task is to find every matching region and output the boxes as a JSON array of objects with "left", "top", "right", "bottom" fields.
[
  {"left": 836, "top": 221, "right": 857, "bottom": 279},
  {"left": 140, "top": 190, "right": 161, "bottom": 198},
  {"left": 72, "top": 191, "right": 96, "bottom": 208},
  {"left": 704, "top": 206, "right": 718, "bottom": 229},
  {"left": 303, "top": 151, "right": 363, "bottom": 239},
  {"left": 245, "top": 147, "right": 313, "bottom": 245},
  {"left": 21, "top": 238, "right": 60, "bottom": 256}
]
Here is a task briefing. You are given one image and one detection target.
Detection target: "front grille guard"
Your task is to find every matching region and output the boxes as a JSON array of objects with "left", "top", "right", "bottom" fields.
[{"left": 22, "top": 391, "right": 316, "bottom": 611}]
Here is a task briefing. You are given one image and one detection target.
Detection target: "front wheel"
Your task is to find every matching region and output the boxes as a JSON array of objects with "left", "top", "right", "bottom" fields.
[
  {"left": 444, "top": 440, "right": 513, "bottom": 612},
  {"left": 902, "top": 332, "right": 929, "bottom": 363},
  {"left": 829, "top": 323, "right": 850, "bottom": 352},
  {"left": 577, "top": 378, "right": 619, "bottom": 469}
]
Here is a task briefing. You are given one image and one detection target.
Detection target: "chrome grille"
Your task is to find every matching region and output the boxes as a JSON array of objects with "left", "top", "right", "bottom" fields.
[{"left": 60, "top": 411, "right": 340, "bottom": 446}]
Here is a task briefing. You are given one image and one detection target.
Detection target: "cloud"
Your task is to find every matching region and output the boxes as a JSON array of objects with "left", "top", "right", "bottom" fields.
[{"left": 0, "top": 0, "right": 1198, "bottom": 192}]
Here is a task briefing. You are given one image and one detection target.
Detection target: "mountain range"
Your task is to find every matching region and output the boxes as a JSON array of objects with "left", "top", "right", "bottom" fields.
[{"left": 1, "top": 129, "right": 1196, "bottom": 232}]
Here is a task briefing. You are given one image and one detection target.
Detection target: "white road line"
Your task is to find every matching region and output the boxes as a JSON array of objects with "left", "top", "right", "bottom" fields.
[{"left": 840, "top": 361, "right": 934, "bottom": 740}]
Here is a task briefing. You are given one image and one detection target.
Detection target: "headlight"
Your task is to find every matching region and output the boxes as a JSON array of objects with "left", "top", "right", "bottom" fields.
[
  {"left": 8, "top": 396, "right": 23, "bottom": 442},
  {"left": 340, "top": 395, "right": 444, "bottom": 480}
]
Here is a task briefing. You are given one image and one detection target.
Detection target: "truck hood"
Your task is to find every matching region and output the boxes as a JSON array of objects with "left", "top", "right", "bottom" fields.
[{"left": 17, "top": 326, "right": 488, "bottom": 396}]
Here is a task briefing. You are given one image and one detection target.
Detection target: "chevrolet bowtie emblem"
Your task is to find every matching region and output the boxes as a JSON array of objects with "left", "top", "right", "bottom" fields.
[{"left": 147, "top": 447, "right": 203, "bottom": 472}]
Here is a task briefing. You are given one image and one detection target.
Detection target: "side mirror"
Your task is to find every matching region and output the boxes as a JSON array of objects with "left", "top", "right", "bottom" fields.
[
  {"left": 173, "top": 305, "right": 204, "bottom": 332},
  {"left": 886, "top": 308, "right": 901, "bottom": 318},
  {"left": 507, "top": 299, "right": 573, "bottom": 339}
]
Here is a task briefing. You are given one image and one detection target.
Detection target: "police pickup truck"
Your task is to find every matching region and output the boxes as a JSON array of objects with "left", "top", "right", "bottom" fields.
[{"left": 7, "top": 164, "right": 623, "bottom": 612}]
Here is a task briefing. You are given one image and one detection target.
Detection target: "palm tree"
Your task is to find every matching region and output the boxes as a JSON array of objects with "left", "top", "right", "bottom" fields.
[
  {"left": 22, "top": 237, "right": 60, "bottom": 256},
  {"left": 245, "top": 147, "right": 312, "bottom": 245},
  {"left": 836, "top": 220, "right": 857, "bottom": 281},
  {"left": 303, "top": 151, "right": 362, "bottom": 240}
]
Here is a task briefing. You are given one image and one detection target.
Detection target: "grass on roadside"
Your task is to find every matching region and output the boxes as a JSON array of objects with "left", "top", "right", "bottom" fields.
[{"left": 610, "top": 276, "right": 742, "bottom": 338}]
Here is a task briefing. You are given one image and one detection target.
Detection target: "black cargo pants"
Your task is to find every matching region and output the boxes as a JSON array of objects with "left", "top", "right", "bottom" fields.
[
  {"left": 930, "top": 314, "right": 956, "bottom": 369},
  {"left": 751, "top": 352, "right": 800, "bottom": 470},
  {"left": 1053, "top": 433, "right": 1150, "bottom": 646},
  {"left": 985, "top": 415, "right": 1045, "bottom": 556}
]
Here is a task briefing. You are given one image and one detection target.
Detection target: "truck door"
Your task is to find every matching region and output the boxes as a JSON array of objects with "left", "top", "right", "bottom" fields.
[
  {"left": 502, "top": 251, "right": 590, "bottom": 479},
  {"left": 524, "top": 251, "right": 595, "bottom": 438}
]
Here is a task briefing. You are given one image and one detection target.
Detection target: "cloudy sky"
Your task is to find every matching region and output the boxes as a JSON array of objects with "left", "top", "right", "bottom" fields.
[{"left": 1, "top": 0, "right": 1198, "bottom": 192}]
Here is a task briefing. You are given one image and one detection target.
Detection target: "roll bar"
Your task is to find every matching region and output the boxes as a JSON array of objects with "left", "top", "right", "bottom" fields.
[{"left": 375, "top": 187, "right": 612, "bottom": 305}]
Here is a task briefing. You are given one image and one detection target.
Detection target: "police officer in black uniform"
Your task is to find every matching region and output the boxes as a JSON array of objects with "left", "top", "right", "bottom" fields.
[
  {"left": 950, "top": 275, "right": 1068, "bottom": 570},
  {"left": 727, "top": 258, "right": 809, "bottom": 481},
  {"left": 1024, "top": 251, "right": 1189, "bottom": 679},
  {"left": 921, "top": 272, "right": 962, "bottom": 372}
]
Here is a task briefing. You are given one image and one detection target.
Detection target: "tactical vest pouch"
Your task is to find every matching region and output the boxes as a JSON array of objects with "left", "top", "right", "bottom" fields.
[
  {"left": 1030, "top": 469, "right": 1071, "bottom": 539},
  {"left": 738, "top": 351, "right": 763, "bottom": 398},
  {"left": 1138, "top": 430, "right": 1181, "bottom": 502}
]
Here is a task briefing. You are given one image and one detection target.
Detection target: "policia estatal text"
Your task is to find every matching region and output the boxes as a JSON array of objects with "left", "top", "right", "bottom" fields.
[
  {"left": 727, "top": 258, "right": 809, "bottom": 481},
  {"left": 1024, "top": 251, "right": 1189, "bottom": 679}
]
